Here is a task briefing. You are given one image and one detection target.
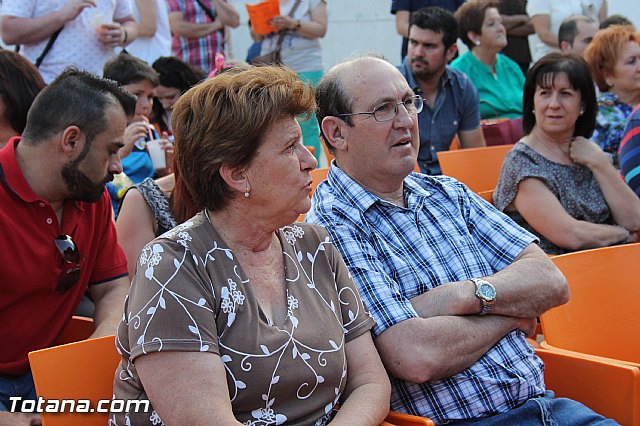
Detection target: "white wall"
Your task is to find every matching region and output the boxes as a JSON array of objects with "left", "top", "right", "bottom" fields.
[
  {"left": 228, "top": 0, "right": 404, "bottom": 67},
  {"left": 227, "top": 0, "right": 640, "bottom": 69},
  {"left": 608, "top": 1, "right": 640, "bottom": 29}
]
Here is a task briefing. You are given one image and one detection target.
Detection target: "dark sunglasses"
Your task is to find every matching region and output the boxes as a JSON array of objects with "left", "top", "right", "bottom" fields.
[{"left": 54, "top": 234, "right": 81, "bottom": 293}]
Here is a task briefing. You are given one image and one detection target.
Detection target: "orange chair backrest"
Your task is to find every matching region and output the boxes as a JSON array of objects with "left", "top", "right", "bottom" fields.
[
  {"left": 542, "top": 243, "right": 640, "bottom": 364},
  {"left": 28, "top": 335, "right": 120, "bottom": 426},
  {"left": 536, "top": 347, "right": 640, "bottom": 426},
  {"left": 437, "top": 144, "right": 513, "bottom": 193},
  {"left": 53, "top": 316, "right": 94, "bottom": 346},
  {"left": 384, "top": 410, "right": 435, "bottom": 426},
  {"left": 476, "top": 189, "right": 494, "bottom": 204}
]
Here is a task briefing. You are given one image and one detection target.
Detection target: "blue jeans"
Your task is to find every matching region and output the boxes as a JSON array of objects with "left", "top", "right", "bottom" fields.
[
  {"left": 0, "top": 371, "right": 37, "bottom": 412},
  {"left": 447, "top": 391, "right": 619, "bottom": 425}
]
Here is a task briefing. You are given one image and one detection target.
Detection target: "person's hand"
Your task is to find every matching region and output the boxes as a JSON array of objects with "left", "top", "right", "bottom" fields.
[
  {"left": 570, "top": 136, "right": 610, "bottom": 169},
  {"left": 158, "top": 135, "right": 174, "bottom": 156},
  {"left": 97, "top": 22, "right": 126, "bottom": 47},
  {"left": 59, "top": 0, "right": 96, "bottom": 22},
  {"left": 516, "top": 317, "right": 538, "bottom": 337},
  {"left": 270, "top": 15, "right": 298, "bottom": 30},
  {"left": 121, "top": 121, "right": 150, "bottom": 159},
  {"left": 0, "top": 412, "right": 41, "bottom": 426}
]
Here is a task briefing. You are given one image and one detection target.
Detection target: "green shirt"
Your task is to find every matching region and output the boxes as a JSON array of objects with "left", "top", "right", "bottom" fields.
[{"left": 451, "top": 51, "right": 525, "bottom": 119}]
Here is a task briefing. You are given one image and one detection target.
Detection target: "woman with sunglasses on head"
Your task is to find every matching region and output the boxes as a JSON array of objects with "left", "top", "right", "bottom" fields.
[
  {"left": 111, "top": 65, "right": 390, "bottom": 426},
  {"left": 494, "top": 53, "right": 640, "bottom": 255}
]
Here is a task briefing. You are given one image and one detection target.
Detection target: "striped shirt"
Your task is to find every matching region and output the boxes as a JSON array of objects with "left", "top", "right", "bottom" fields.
[
  {"left": 306, "top": 165, "right": 546, "bottom": 424},
  {"left": 166, "top": 0, "right": 224, "bottom": 73},
  {"left": 619, "top": 105, "right": 640, "bottom": 197}
]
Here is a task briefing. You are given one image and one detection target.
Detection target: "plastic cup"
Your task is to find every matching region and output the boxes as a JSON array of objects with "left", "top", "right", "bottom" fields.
[{"left": 146, "top": 139, "right": 166, "bottom": 169}]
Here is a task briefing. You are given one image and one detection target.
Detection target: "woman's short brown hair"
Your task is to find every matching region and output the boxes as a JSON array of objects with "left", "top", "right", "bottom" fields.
[
  {"left": 455, "top": 0, "right": 499, "bottom": 49},
  {"left": 584, "top": 26, "right": 640, "bottom": 92},
  {"left": 172, "top": 65, "right": 316, "bottom": 212}
]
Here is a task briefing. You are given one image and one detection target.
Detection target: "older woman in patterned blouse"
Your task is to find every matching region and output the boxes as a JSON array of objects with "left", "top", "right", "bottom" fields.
[
  {"left": 585, "top": 25, "right": 640, "bottom": 165},
  {"left": 110, "top": 66, "right": 391, "bottom": 425},
  {"left": 494, "top": 53, "right": 640, "bottom": 255}
]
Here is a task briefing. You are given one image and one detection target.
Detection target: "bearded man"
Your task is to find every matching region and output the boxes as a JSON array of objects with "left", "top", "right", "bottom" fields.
[
  {"left": 0, "top": 69, "right": 135, "bottom": 425},
  {"left": 398, "top": 6, "right": 486, "bottom": 174}
]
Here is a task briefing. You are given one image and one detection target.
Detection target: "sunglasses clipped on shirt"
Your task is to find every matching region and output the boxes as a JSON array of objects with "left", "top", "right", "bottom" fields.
[{"left": 54, "top": 234, "right": 81, "bottom": 294}]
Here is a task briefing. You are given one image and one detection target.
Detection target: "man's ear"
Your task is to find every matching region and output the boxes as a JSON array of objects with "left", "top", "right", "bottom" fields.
[
  {"left": 445, "top": 43, "right": 458, "bottom": 63},
  {"left": 59, "top": 126, "right": 84, "bottom": 158},
  {"left": 560, "top": 41, "right": 571, "bottom": 53},
  {"left": 219, "top": 163, "right": 249, "bottom": 195},
  {"left": 321, "top": 116, "right": 348, "bottom": 152}
]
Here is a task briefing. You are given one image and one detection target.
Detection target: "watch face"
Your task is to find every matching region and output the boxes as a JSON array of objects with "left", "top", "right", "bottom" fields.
[{"left": 480, "top": 284, "right": 496, "bottom": 299}]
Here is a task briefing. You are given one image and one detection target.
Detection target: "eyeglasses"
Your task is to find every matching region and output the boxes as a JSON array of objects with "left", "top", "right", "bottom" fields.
[
  {"left": 54, "top": 234, "right": 81, "bottom": 294},
  {"left": 338, "top": 95, "right": 424, "bottom": 123}
]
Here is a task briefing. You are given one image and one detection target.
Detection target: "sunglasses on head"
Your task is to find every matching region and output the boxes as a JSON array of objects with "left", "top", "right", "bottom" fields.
[{"left": 54, "top": 234, "right": 81, "bottom": 294}]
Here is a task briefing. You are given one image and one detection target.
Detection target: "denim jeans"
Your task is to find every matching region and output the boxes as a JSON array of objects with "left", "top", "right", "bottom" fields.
[
  {"left": 0, "top": 371, "right": 37, "bottom": 412},
  {"left": 447, "top": 391, "right": 619, "bottom": 426}
]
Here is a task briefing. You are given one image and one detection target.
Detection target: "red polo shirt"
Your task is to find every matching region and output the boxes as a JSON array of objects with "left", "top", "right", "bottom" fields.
[{"left": 0, "top": 138, "right": 128, "bottom": 375}]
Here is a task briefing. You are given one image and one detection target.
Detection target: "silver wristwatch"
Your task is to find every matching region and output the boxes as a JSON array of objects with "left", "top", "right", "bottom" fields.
[{"left": 470, "top": 278, "right": 496, "bottom": 315}]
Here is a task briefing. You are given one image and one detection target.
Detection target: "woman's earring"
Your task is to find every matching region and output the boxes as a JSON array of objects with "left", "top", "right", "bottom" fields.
[
  {"left": 579, "top": 109, "right": 584, "bottom": 116},
  {"left": 244, "top": 191, "right": 250, "bottom": 198},
  {"left": 474, "top": 39, "right": 481, "bottom": 46}
]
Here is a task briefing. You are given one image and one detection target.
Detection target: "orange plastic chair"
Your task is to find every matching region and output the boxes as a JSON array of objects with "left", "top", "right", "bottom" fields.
[
  {"left": 297, "top": 167, "right": 330, "bottom": 222},
  {"left": 536, "top": 346, "right": 640, "bottom": 425},
  {"left": 28, "top": 335, "right": 120, "bottom": 426},
  {"left": 384, "top": 410, "right": 435, "bottom": 426},
  {"left": 437, "top": 144, "right": 513, "bottom": 193},
  {"left": 542, "top": 243, "right": 640, "bottom": 364},
  {"left": 310, "top": 167, "right": 329, "bottom": 196},
  {"left": 476, "top": 189, "right": 494, "bottom": 204},
  {"left": 449, "top": 134, "right": 461, "bottom": 151},
  {"left": 53, "top": 316, "right": 94, "bottom": 346}
]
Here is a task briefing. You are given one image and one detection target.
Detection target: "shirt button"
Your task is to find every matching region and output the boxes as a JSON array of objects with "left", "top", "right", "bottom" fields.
[
  {"left": 46, "top": 218, "right": 53, "bottom": 225},
  {"left": 39, "top": 202, "right": 45, "bottom": 207}
]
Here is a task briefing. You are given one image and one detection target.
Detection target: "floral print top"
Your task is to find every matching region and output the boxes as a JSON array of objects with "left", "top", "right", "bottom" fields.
[
  {"left": 592, "top": 92, "right": 634, "bottom": 166},
  {"left": 110, "top": 213, "right": 375, "bottom": 426}
]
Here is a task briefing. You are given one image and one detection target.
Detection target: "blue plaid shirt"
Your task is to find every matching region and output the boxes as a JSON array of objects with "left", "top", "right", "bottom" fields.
[{"left": 306, "top": 165, "right": 546, "bottom": 424}]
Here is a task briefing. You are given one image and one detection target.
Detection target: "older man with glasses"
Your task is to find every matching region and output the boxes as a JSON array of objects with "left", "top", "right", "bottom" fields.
[
  {"left": 0, "top": 69, "right": 134, "bottom": 425},
  {"left": 307, "top": 55, "right": 618, "bottom": 425}
]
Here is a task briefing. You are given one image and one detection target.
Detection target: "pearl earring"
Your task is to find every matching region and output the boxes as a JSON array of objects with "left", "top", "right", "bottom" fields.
[
  {"left": 474, "top": 39, "right": 481, "bottom": 46},
  {"left": 244, "top": 191, "right": 250, "bottom": 198}
]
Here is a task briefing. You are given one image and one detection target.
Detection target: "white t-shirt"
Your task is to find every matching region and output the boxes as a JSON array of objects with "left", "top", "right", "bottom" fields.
[
  {"left": 123, "top": 0, "right": 171, "bottom": 65},
  {"left": 527, "top": 0, "right": 602, "bottom": 62},
  {"left": 260, "top": 0, "right": 323, "bottom": 73},
  {"left": 1, "top": 0, "right": 133, "bottom": 83}
]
